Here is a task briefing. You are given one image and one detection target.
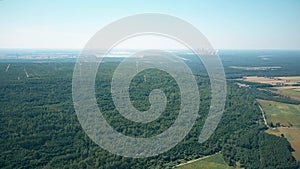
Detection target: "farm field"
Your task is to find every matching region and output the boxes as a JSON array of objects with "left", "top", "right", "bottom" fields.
[
  {"left": 242, "top": 76, "right": 300, "bottom": 86},
  {"left": 257, "top": 99, "right": 300, "bottom": 127},
  {"left": 176, "top": 153, "right": 237, "bottom": 169},
  {"left": 258, "top": 99, "right": 300, "bottom": 160},
  {"left": 272, "top": 86, "right": 300, "bottom": 101}
]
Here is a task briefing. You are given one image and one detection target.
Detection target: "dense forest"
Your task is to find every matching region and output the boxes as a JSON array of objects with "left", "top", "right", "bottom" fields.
[{"left": 1, "top": 51, "right": 300, "bottom": 169}]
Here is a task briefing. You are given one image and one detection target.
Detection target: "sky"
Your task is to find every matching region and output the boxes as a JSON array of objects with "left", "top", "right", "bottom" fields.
[{"left": 0, "top": 0, "right": 300, "bottom": 49}]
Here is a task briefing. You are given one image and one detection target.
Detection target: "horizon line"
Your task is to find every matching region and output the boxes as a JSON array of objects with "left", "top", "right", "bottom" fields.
[{"left": 1, "top": 48, "right": 300, "bottom": 51}]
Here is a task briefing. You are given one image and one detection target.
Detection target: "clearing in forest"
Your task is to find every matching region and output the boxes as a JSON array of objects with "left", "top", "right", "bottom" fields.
[{"left": 176, "top": 153, "right": 240, "bottom": 169}]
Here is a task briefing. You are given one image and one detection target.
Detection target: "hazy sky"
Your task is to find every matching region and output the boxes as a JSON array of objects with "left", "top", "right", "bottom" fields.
[{"left": 0, "top": 0, "right": 300, "bottom": 49}]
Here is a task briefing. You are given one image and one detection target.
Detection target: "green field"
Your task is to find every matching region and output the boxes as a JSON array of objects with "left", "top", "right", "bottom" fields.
[
  {"left": 176, "top": 153, "right": 235, "bottom": 169},
  {"left": 258, "top": 99, "right": 300, "bottom": 160},
  {"left": 258, "top": 99, "right": 300, "bottom": 127},
  {"left": 274, "top": 87, "right": 300, "bottom": 101}
]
